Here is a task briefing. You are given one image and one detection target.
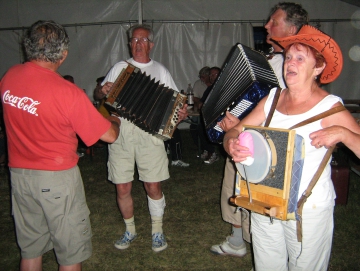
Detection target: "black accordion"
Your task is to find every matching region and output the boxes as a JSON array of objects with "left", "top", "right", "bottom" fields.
[
  {"left": 104, "top": 64, "right": 187, "bottom": 141},
  {"left": 202, "top": 43, "right": 280, "bottom": 143}
]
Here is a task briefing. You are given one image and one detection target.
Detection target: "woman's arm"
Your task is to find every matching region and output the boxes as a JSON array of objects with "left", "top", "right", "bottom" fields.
[
  {"left": 223, "top": 97, "right": 267, "bottom": 162},
  {"left": 311, "top": 102, "right": 360, "bottom": 158}
]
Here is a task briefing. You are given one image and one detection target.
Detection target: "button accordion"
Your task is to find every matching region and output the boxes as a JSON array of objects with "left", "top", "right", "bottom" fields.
[
  {"left": 202, "top": 43, "right": 280, "bottom": 143},
  {"left": 103, "top": 64, "right": 187, "bottom": 140}
]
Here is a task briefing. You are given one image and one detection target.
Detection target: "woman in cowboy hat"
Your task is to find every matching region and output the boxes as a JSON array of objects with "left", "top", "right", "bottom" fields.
[{"left": 223, "top": 25, "right": 360, "bottom": 270}]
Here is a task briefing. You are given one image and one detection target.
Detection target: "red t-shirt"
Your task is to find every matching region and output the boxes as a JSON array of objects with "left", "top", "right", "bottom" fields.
[{"left": 0, "top": 62, "right": 111, "bottom": 170}]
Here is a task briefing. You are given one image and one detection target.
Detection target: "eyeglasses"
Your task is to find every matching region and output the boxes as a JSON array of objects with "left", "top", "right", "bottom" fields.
[{"left": 129, "top": 37, "right": 151, "bottom": 44}]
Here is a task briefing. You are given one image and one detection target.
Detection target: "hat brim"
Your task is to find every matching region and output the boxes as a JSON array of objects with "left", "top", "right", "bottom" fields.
[{"left": 271, "top": 34, "right": 343, "bottom": 84}]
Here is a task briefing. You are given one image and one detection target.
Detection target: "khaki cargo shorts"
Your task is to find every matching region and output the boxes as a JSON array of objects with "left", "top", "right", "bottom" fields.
[
  {"left": 11, "top": 166, "right": 92, "bottom": 265},
  {"left": 108, "top": 119, "right": 170, "bottom": 183}
]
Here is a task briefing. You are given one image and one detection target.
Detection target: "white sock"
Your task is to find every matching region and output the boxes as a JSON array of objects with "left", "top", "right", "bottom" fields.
[
  {"left": 124, "top": 216, "right": 136, "bottom": 235},
  {"left": 148, "top": 194, "right": 166, "bottom": 234},
  {"left": 147, "top": 194, "right": 166, "bottom": 217}
]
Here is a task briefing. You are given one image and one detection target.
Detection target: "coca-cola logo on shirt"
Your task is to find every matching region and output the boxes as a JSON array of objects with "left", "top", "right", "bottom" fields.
[{"left": 2, "top": 90, "right": 41, "bottom": 116}]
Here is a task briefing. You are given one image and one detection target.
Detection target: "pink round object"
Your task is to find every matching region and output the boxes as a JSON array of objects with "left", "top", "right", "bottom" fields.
[{"left": 238, "top": 131, "right": 254, "bottom": 166}]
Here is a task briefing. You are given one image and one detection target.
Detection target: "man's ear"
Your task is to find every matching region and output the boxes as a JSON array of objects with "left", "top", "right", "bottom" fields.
[
  {"left": 288, "top": 25, "right": 297, "bottom": 36},
  {"left": 59, "top": 50, "right": 68, "bottom": 65}
]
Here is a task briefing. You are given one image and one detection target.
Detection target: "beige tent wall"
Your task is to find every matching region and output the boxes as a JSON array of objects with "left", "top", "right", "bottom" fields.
[{"left": 1, "top": 0, "right": 359, "bottom": 100}]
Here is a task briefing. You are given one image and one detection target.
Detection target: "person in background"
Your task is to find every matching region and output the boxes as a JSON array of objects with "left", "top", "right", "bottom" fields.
[
  {"left": 224, "top": 24, "right": 359, "bottom": 271},
  {"left": 193, "top": 66, "right": 211, "bottom": 109},
  {"left": 165, "top": 128, "right": 190, "bottom": 167},
  {"left": 94, "top": 76, "right": 106, "bottom": 101},
  {"left": 97, "top": 24, "right": 188, "bottom": 252},
  {"left": 192, "top": 66, "right": 221, "bottom": 164},
  {"left": 93, "top": 75, "right": 108, "bottom": 117},
  {"left": 211, "top": 1, "right": 309, "bottom": 259},
  {"left": 92, "top": 76, "right": 108, "bottom": 149},
  {"left": 189, "top": 66, "right": 210, "bottom": 154},
  {"left": 63, "top": 74, "right": 86, "bottom": 157},
  {"left": 63, "top": 74, "right": 74, "bottom": 83},
  {"left": 0, "top": 20, "right": 120, "bottom": 271},
  {"left": 198, "top": 67, "right": 221, "bottom": 108}
]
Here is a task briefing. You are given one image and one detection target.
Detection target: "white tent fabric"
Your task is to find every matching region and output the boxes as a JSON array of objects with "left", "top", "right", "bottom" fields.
[{"left": 0, "top": 0, "right": 359, "bottom": 100}]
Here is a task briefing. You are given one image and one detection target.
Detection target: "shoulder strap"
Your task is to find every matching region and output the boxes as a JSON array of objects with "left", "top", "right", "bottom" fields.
[
  {"left": 289, "top": 105, "right": 346, "bottom": 130},
  {"left": 294, "top": 104, "right": 346, "bottom": 242},
  {"left": 296, "top": 145, "right": 335, "bottom": 242},
  {"left": 264, "top": 87, "right": 281, "bottom": 127}
]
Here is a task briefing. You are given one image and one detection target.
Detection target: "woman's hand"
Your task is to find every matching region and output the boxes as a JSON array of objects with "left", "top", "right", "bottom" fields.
[
  {"left": 309, "top": 125, "right": 344, "bottom": 149},
  {"left": 224, "top": 134, "right": 252, "bottom": 163}
]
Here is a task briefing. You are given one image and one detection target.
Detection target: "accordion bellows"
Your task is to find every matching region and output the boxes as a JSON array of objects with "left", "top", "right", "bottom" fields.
[
  {"left": 104, "top": 64, "right": 187, "bottom": 140},
  {"left": 202, "top": 43, "right": 279, "bottom": 143}
]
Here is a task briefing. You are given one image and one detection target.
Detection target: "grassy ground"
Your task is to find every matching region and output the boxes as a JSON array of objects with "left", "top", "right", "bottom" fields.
[{"left": 0, "top": 130, "right": 360, "bottom": 270}]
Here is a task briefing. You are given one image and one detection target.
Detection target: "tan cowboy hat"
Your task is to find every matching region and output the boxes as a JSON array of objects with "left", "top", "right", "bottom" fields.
[{"left": 271, "top": 25, "right": 343, "bottom": 84}]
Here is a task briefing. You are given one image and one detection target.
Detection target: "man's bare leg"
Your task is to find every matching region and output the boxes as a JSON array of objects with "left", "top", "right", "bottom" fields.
[
  {"left": 114, "top": 182, "right": 137, "bottom": 250},
  {"left": 116, "top": 182, "right": 133, "bottom": 218},
  {"left": 59, "top": 263, "right": 82, "bottom": 271},
  {"left": 144, "top": 182, "right": 162, "bottom": 200},
  {"left": 20, "top": 256, "right": 42, "bottom": 271}
]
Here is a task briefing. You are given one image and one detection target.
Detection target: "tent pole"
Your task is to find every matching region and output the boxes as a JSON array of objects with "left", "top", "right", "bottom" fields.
[
  {"left": 0, "top": 19, "right": 355, "bottom": 32},
  {"left": 138, "top": 0, "right": 143, "bottom": 24}
]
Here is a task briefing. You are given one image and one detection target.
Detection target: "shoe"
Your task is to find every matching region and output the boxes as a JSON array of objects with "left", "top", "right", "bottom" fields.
[
  {"left": 198, "top": 150, "right": 209, "bottom": 160},
  {"left": 114, "top": 231, "right": 137, "bottom": 250},
  {"left": 152, "top": 232, "right": 168, "bottom": 252},
  {"left": 204, "top": 153, "right": 219, "bottom": 164},
  {"left": 210, "top": 236, "right": 247, "bottom": 257},
  {"left": 171, "top": 160, "right": 190, "bottom": 167}
]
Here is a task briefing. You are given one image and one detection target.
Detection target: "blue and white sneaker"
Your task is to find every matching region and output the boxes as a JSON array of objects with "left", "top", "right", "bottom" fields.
[
  {"left": 152, "top": 232, "right": 168, "bottom": 252},
  {"left": 114, "top": 231, "right": 137, "bottom": 250}
]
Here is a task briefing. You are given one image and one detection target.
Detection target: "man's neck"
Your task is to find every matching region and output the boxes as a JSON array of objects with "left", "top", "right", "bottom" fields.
[
  {"left": 30, "top": 59, "right": 60, "bottom": 72},
  {"left": 133, "top": 56, "right": 151, "bottom": 64},
  {"left": 272, "top": 44, "right": 283, "bottom": 53}
]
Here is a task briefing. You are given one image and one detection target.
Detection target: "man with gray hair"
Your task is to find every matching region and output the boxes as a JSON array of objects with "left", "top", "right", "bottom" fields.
[
  {"left": 193, "top": 66, "right": 211, "bottom": 108},
  {"left": 97, "top": 24, "right": 188, "bottom": 252},
  {"left": 0, "top": 20, "right": 120, "bottom": 271},
  {"left": 211, "top": 2, "right": 309, "bottom": 259}
]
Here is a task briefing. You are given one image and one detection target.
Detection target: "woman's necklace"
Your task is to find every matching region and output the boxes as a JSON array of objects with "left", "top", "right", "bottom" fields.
[{"left": 284, "top": 87, "right": 316, "bottom": 115}]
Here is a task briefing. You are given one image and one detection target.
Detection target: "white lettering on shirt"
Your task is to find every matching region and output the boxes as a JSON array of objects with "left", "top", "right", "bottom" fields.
[{"left": 2, "top": 90, "right": 41, "bottom": 116}]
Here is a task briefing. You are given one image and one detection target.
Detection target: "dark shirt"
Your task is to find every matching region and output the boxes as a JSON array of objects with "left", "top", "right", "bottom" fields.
[{"left": 200, "top": 84, "right": 214, "bottom": 103}]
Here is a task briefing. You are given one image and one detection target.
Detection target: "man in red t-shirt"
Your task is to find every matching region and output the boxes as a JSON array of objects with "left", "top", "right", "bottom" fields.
[{"left": 0, "top": 20, "right": 120, "bottom": 271}]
